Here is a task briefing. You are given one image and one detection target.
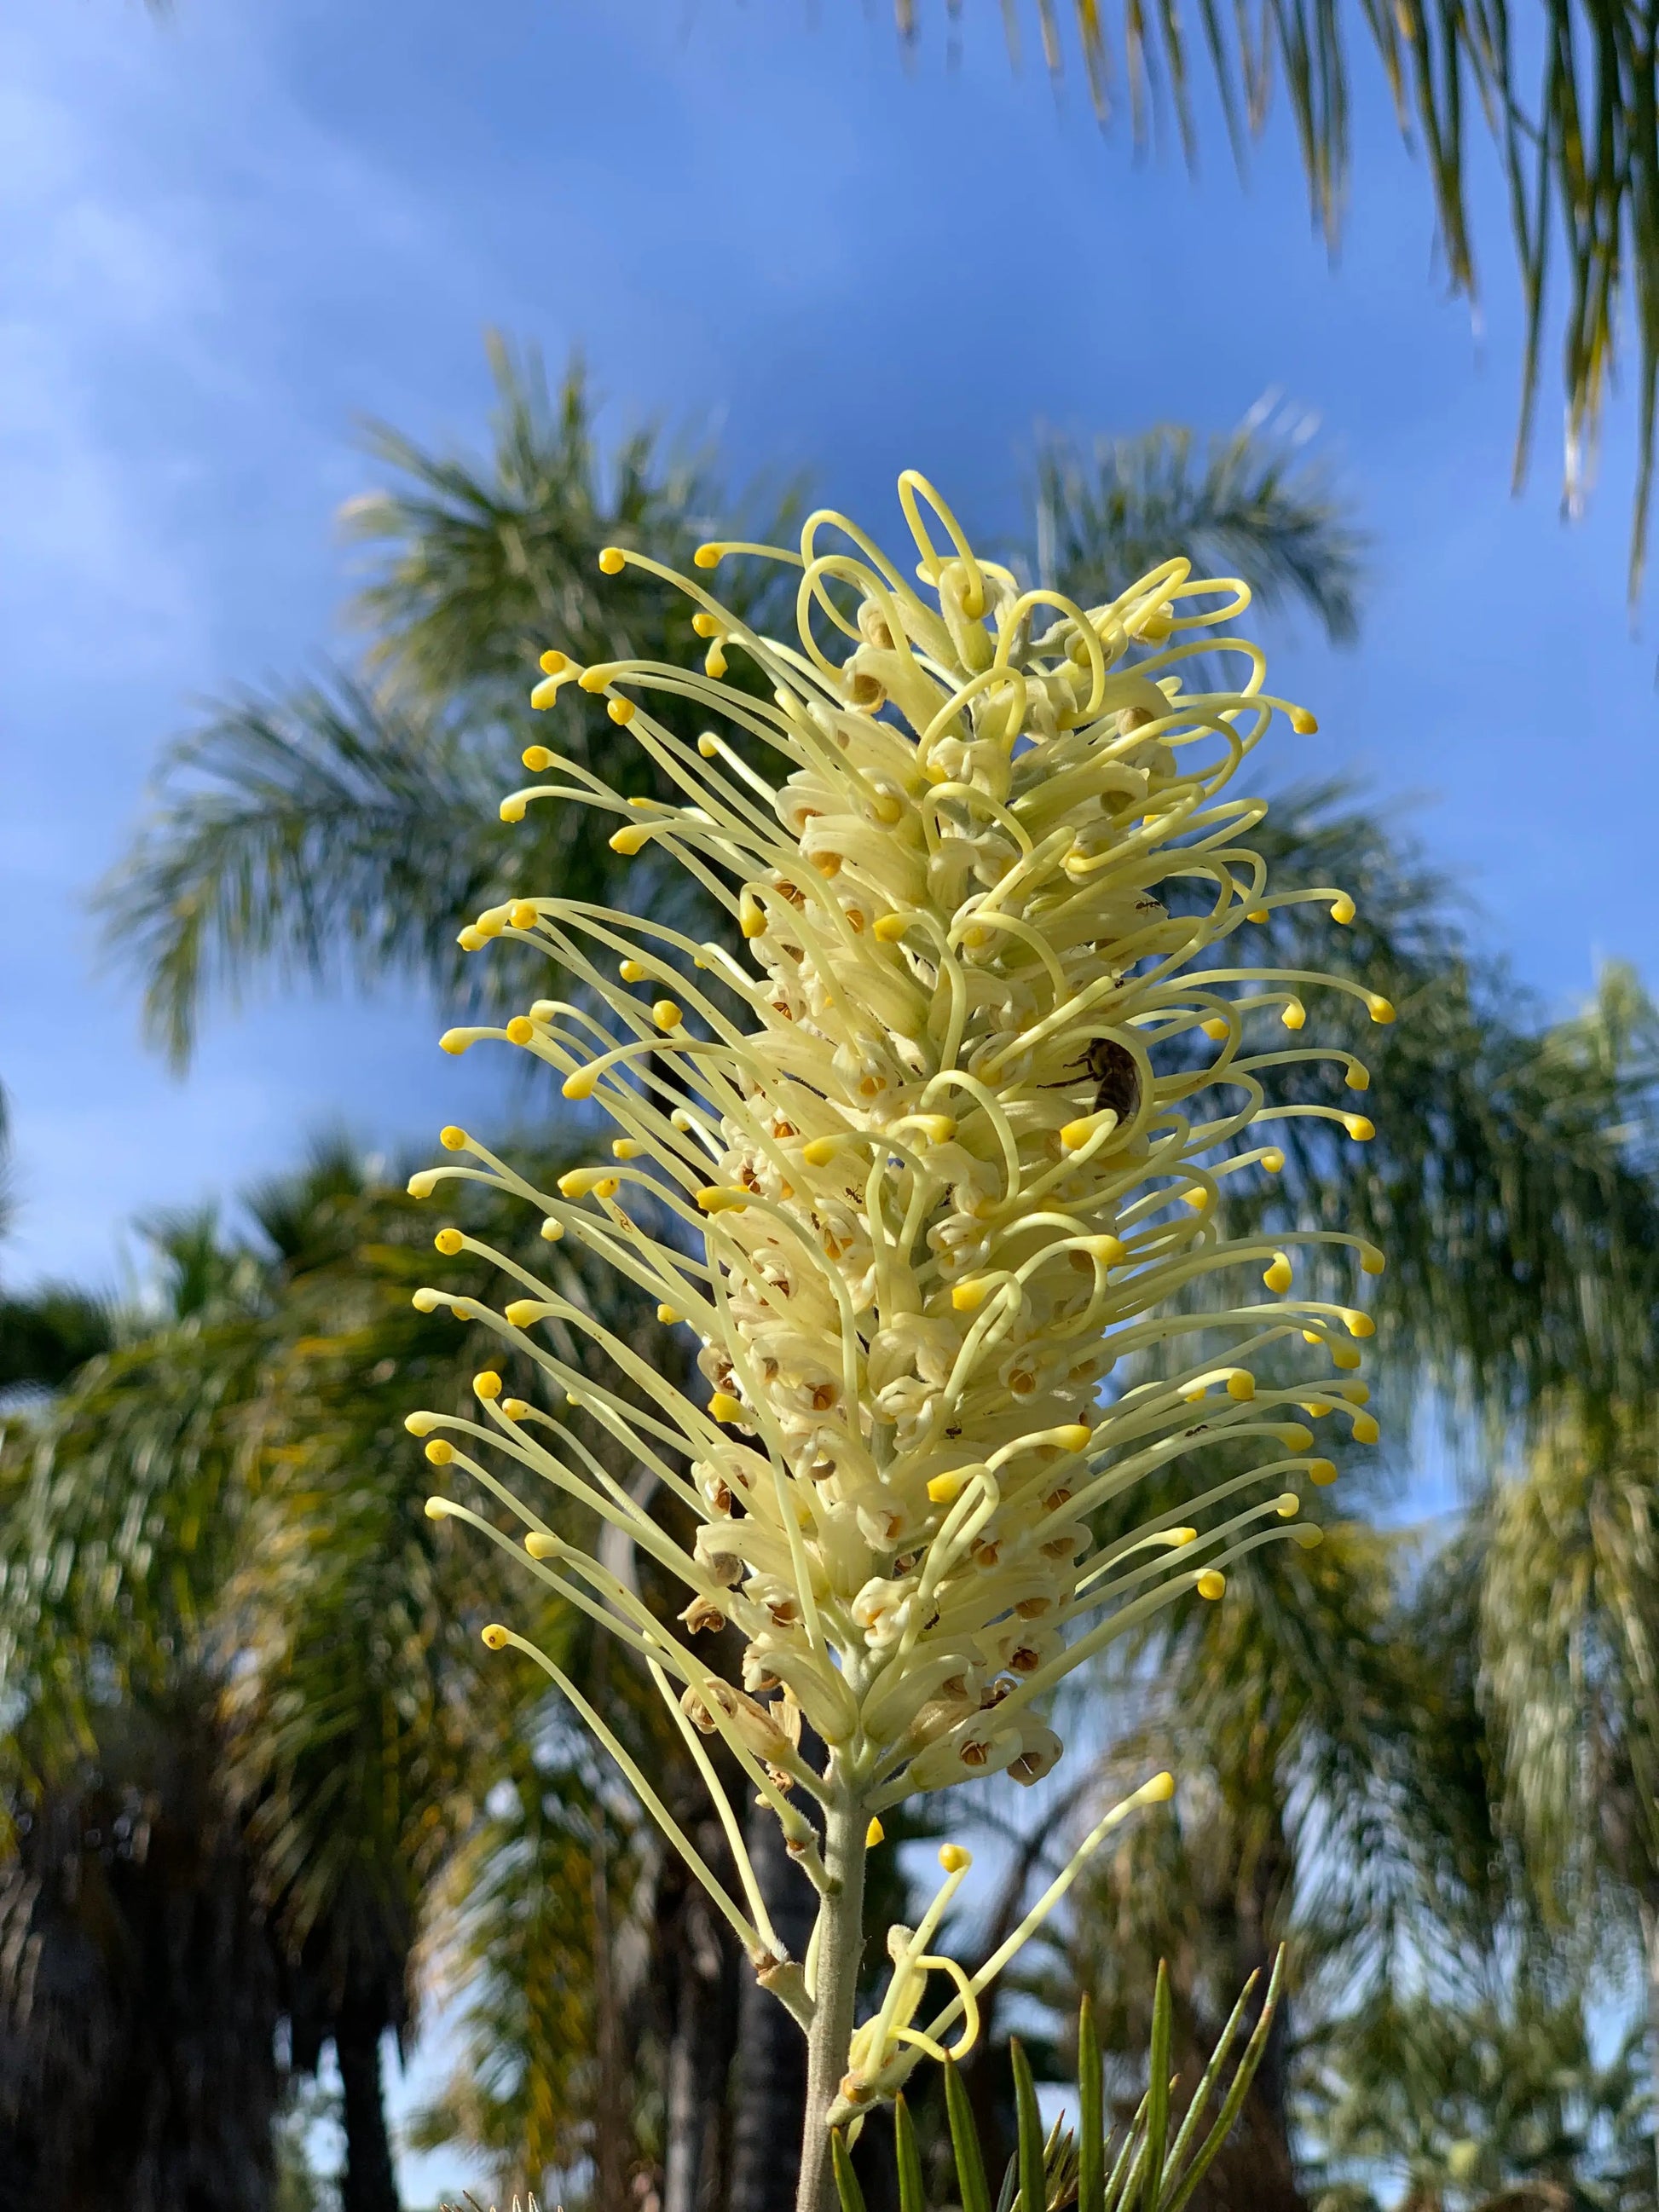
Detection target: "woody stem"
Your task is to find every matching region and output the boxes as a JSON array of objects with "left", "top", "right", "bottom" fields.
[{"left": 795, "top": 1785, "right": 870, "bottom": 2212}]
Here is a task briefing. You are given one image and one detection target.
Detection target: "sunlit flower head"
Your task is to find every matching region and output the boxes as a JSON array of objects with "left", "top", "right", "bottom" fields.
[{"left": 404, "top": 471, "right": 1387, "bottom": 2117}]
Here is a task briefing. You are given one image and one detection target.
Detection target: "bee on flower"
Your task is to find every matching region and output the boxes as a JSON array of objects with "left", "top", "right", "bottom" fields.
[{"left": 404, "top": 473, "right": 1388, "bottom": 2208}]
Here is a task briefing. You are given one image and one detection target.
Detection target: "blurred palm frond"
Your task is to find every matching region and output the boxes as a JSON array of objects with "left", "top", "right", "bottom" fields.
[{"left": 905, "top": 2, "right": 1659, "bottom": 602}]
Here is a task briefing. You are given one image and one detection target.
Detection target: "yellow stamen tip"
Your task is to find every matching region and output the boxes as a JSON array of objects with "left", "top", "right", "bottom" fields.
[
  {"left": 802, "top": 1135, "right": 844, "bottom": 1166},
  {"left": 938, "top": 1843, "right": 971, "bottom": 1873},
  {"left": 610, "top": 825, "right": 650, "bottom": 856},
  {"left": 873, "top": 911, "right": 909, "bottom": 943},
  {"left": 607, "top": 697, "right": 635, "bottom": 725},
  {"left": 1344, "top": 1115, "right": 1376, "bottom": 1142},
  {"left": 1331, "top": 893, "right": 1356, "bottom": 924},
  {"left": 598, "top": 546, "right": 626, "bottom": 575},
  {"left": 951, "top": 1279, "right": 992, "bottom": 1312},
  {"left": 653, "top": 1000, "right": 683, "bottom": 1030},
  {"left": 656, "top": 1304, "right": 682, "bottom": 1325},
  {"left": 525, "top": 1532, "right": 558, "bottom": 1559},
  {"left": 1352, "top": 1412, "right": 1381, "bottom": 1444},
  {"left": 499, "top": 799, "right": 527, "bottom": 823},
  {"left": 434, "top": 1227, "right": 464, "bottom": 1256},
  {"left": 501, "top": 1399, "right": 528, "bottom": 1419},
  {"left": 1276, "top": 1493, "right": 1301, "bottom": 1518},
  {"left": 1263, "top": 1255, "right": 1293, "bottom": 1292},
  {"left": 1367, "top": 996, "right": 1396, "bottom": 1025},
  {"left": 506, "top": 1017, "right": 535, "bottom": 1045},
  {"left": 866, "top": 1817, "right": 885, "bottom": 1847},
  {"left": 1331, "top": 1346, "right": 1363, "bottom": 1371},
  {"left": 928, "top": 1470, "right": 968, "bottom": 1504},
  {"left": 691, "top": 611, "right": 721, "bottom": 638},
  {"left": 1196, "top": 1570, "right": 1226, "bottom": 1600},
  {"left": 439, "top": 1126, "right": 468, "bottom": 1152},
  {"left": 1289, "top": 707, "right": 1318, "bottom": 735},
  {"left": 1246, "top": 908, "right": 1269, "bottom": 924},
  {"left": 562, "top": 1071, "right": 598, "bottom": 1100},
  {"left": 522, "top": 745, "right": 552, "bottom": 770},
  {"left": 1226, "top": 1372, "right": 1256, "bottom": 1401},
  {"left": 424, "top": 1496, "right": 454, "bottom": 1519},
  {"left": 424, "top": 1439, "right": 454, "bottom": 1465},
  {"left": 538, "top": 649, "right": 567, "bottom": 675},
  {"left": 1144, "top": 1770, "right": 1176, "bottom": 1802},
  {"left": 1281, "top": 1001, "right": 1305, "bottom": 1031},
  {"left": 697, "top": 733, "right": 719, "bottom": 756},
  {"left": 481, "top": 1624, "right": 510, "bottom": 1651},
  {"left": 1346, "top": 1065, "right": 1371, "bottom": 1090},
  {"left": 612, "top": 1138, "right": 641, "bottom": 1160},
  {"left": 696, "top": 1186, "right": 749, "bottom": 1213},
  {"left": 510, "top": 902, "right": 539, "bottom": 929},
  {"left": 505, "top": 1300, "right": 545, "bottom": 1327},
  {"left": 1054, "top": 1424, "right": 1093, "bottom": 1453},
  {"left": 407, "top": 1172, "right": 438, "bottom": 1198},
  {"left": 1309, "top": 1458, "right": 1338, "bottom": 1485},
  {"left": 439, "top": 1030, "right": 470, "bottom": 1055},
  {"left": 1361, "top": 1246, "right": 1386, "bottom": 1275},
  {"left": 1202, "top": 1017, "right": 1230, "bottom": 1040},
  {"left": 1278, "top": 1424, "right": 1314, "bottom": 1450},
  {"left": 1345, "top": 1311, "right": 1375, "bottom": 1338},
  {"left": 473, "top": 1372, "right": 502, "bottom": 1401},
  {"left": 693, "top": 543, "right": 723, "bottom": 569},
  {"left": 1262, "top": 1148, "right": 1285, "bottom": 1173},
  {"left": 404, "top": 1412, "right": 436, "bottom": 1435},
  {"left": 709, "top": 1392, "right": 745, "bottom": 1424},
  {"left": 540, "top": 1217, "right": 564, "bottom": 1242}
]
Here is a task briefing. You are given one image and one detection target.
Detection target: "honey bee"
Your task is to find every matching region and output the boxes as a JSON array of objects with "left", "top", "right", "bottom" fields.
[{"left": 1046, "top": 1037, "right": 1143, "bottom": 1125}]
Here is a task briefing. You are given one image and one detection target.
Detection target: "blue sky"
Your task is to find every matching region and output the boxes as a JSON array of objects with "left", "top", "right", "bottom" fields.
[
  {"left": 3, "top": 0, "right": 1655, "bottom": 2191},
  {"left": 6, "top": 0, "right": 1656, "bottom": 1297}
]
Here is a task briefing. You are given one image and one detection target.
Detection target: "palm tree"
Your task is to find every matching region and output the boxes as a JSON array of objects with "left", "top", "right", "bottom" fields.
[
  {"left": 99, "top": 338, "right": 801, "bottom": 1071},
  {"left": 0, "top": 1126, "right": 745, "bottom": 2209},
  {"left": 890, "top": 3, "right": 1659, "bottom": 603},
  {"left": 1300, "top": 1970, "right": 1653, "bottom": 2210},
  {"left": 95, "top": 341, "right": 1659, "bottom": 2196},
  {"left": 1480, "top": 1395, "right": 1659, "bottom": 2188}
]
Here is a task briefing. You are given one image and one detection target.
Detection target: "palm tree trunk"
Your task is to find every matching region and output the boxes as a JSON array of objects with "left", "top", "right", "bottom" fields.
[
  {"left": 335, "top": 1999, "right": 400, "bottom": 2212},
  {"left": 590, "top": 1806, "right": 630, "bottom": 2212},
  {"left": 662, "top": 1882, "right": 737, "bottom": 2212}
]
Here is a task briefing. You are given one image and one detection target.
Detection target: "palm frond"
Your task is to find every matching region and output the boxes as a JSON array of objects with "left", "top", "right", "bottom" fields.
[
  {"left": 908, "top": 3, "right": 1659, "bottom": 601},
  {"left": 1240, "top": 784, "right": 1659, "bottom": 1416},
  {"left": 1041, "top": 420, "right": 1365, "bottom": 643},
  {"left": 339, "top": 334, "right": 801, "bottom": 696},
  {"left": 95, "top": 673, "right": 710, "bottom": 1068}
]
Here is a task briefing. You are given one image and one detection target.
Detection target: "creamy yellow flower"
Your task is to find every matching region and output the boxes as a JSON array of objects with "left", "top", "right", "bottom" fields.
[{"left": 408, "top": 472, "right": 1386, "bottom": 2167}]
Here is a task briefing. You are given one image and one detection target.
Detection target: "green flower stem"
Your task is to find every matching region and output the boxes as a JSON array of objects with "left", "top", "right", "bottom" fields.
[{"left": 798, "top": 1787, "right": 870, "bottom": 2212}]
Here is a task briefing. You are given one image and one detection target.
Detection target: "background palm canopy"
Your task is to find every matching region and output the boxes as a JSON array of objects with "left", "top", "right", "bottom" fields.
[
  {"left": 7, "top": 331, "right": 1656, "bottom": 2212},
  {"left": 901, "top": 1, "right": 1659, "bottom": 600}
]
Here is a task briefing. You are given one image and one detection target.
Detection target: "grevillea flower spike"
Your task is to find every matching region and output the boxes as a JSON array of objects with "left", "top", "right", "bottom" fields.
[{"left": 406, "top": 473, "right": 1388, "bottom": 2210}]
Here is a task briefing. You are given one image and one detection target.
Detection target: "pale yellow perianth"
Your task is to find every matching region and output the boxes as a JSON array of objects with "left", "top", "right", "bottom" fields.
[{"left": 404, "top": 473, "right": 1389, "bottom": 2191}]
